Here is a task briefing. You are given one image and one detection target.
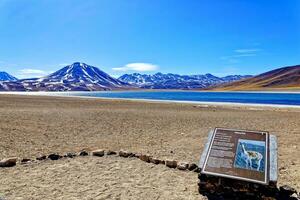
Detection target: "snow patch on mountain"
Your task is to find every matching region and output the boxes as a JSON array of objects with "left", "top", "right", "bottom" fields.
[{"left": 118, "top": 73, "right": 252, "bottom": 89}]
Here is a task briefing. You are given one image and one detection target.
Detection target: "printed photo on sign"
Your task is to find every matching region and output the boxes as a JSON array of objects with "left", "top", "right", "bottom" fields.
[{"left": 234, "top": 139, "right": 265, "bottom": 172}]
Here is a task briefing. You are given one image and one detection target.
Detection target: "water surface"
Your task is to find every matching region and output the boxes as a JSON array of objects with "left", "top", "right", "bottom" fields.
[{"left": 54, "top": 91, "right": 300, "bottom": 106}]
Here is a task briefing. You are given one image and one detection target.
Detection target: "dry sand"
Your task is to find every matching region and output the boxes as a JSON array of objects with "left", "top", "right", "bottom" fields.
[
  {"left": 0, "top": 94, "right": 299, "bottom": 199},
  {"left": 1, "top": 156, "right": 200, "bottom": 200}
]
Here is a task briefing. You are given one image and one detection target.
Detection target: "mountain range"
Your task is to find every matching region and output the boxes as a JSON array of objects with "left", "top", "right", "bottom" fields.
[
  {"left": 0, "top": 62, "right": 251, "bottom": 91},
  {"left": 118, "top": 73, "right": 251, "bottom": 89},
  {"left": 210, "top": 64, "right": 300, "bottom": 91},
  {"left": 2, "top": 62, "right": 299, "bottom": 91}
]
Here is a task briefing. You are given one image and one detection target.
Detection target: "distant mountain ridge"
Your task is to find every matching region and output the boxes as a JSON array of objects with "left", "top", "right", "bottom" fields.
[
  {"left": 118, "top": 73, "right": 252, "bottom": 89},
  {"left": 210, "top": 64, "right": 300, "bottom": 91},
  {"left": 0, "top": 62, "right": 131, "bottom": 91},
  {"left": 0, "top": 72, "right": 18, "bottom": 81}
]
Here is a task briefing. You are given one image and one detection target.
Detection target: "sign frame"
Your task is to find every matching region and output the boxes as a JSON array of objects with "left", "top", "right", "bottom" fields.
[{"left": 201, "top": 127, "right": 269, "bottom": 185}]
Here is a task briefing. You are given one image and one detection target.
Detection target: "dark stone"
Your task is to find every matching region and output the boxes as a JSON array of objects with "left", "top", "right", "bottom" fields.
[
  {"left": 198, "top": 173, "right": 204, "bottom": 180},
  {"left": 0, "top": 158, "right": 17, "bottom": 167},
  {"left": 261, "top": 196, "right": 276, "bottom": 200},
  {"left": 279, "top": 185, "right": 297, "bottom": 196},
  {"left": 106, "top": 150, "right": 117, "bottom": 155},
  {"left": 36, "top": 155, "right": 47, "bottom": 161},
  {"left": 133, "top": 153, "right": 141, "bottom": 158},
  {"left": 64, "top": 152, "right": 77, "bottom": 158},
  {"left": 159, "top": 160, "right": 165, "bottom": 165},
  {"left": 193, "top": 167, "right": 201, "bottom": 173},
  {"left": 130, "top": 153, "right": 137, "bottom": 158},
  {"left": 188, "top": 163, "right": 198, "bottom": 171},
  {"left": 165, "top": 160, "right": 177, "bottom": 168},
  {"left": 119, "top": 150, "right": 132, "bottom": 158},
  {"left": 197, "top": 174, "right": 300, "bottom": 200},
  {"left": 48, "top": 153, "right": 61, "bottom": 160},
  {"left": 139, "top": 154, "right": 150, "bottom": 162},
  {"left": 21, "top": 158, "right": 32, "bottom": 164},
  {"left": 92, "top": 149, "right": 105, "bottom": 157},
  {"left": 78, "top": 150, "right": 89, "bottom": 156},
  {"left": 149, "top": 157, "right": 160, "bottom": 164}
]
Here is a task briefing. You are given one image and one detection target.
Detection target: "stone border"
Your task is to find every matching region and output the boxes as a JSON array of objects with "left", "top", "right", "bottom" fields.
[
  {"left": 0, "top": 148, "right": 299, "bottom": 199},
  {"left": 0, "top": 149, "right": 200, "bottom": 173}
]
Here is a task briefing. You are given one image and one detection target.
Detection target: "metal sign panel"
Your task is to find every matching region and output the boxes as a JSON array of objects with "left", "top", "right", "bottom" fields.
[{"left": 201, "top": 128, "right": 269, "bottom": 185}]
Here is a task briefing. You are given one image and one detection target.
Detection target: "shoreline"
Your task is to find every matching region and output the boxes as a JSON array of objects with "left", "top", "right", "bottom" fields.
[
  {"left": 1, "top": 89, "right": 300, "bottom": 94},
  {"left": 1, "top": 91, "right": 300, "bottom": 109}
]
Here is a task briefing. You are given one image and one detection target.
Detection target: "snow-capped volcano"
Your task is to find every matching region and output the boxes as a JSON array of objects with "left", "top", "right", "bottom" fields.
[
  {"left": 0, "top": 62, "right": 131, "bottom": 91},
  {"left": 42, "top": 62, "right": 129, "bottom": 89},
  {"left": 0, "top": 71, "right": 18, "bottom": 81}
]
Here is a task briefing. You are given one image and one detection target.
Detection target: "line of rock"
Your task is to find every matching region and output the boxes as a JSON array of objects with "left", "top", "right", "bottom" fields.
[{"left": 0, "top": 149, "right": 200, "bottom": 173}]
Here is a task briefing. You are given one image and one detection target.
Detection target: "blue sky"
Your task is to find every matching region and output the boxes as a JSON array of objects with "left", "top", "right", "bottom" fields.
[{"left": 0, "top": 0, "right": 299, "bottom": 78}]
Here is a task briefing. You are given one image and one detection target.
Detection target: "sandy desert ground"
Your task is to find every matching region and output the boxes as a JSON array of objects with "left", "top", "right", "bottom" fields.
[
  {"left": 0, "top": 94, "right": 299, "bottom": 199},
  {"left": 1, "top": 156, "right": 199, "bottom": 200}
]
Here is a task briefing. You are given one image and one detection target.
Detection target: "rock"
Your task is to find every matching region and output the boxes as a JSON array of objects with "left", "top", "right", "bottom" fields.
[
  {"left": 280, "top": 185, "right": 297, "bottom": 196},
  {"left": 20, "top": 158, "right": 32, "bottom": 164},
  {"left": 198, "top": 181, "right": 208, "bottom": 193},
  {"left": 92, "top": 149, "right": 105, "bottom": 157},
  {"left": 165, "top": 159, "right": 177, "bottom": 168},
  {"left": 134, "top": 153, "right": 141, "bottom": 158},
  {"left": 48, "top": 153, "right": 61, "bottom": 160},
  {"left": 262, "top": 197, "right": 276, "bottom": 200},
  {"left": 106, "top": 150, "right": 117, "bottom": 155},
  {"left": 119, "top": 150, "right": 132, "bottom": 157},
  {"left": 291, "top": 193, "right": 299, "bottom": 199},
  {"left": 159, "top": 160, "right": 165, "bottom": 165},
  {"left": 139, "top": 154, "right": 150, "bottom": 162},
  {"left": 78, "top": 150, "right": 89, "bottom": 156},
  {"left": 188, "top": 163, "right": 198, "bottom": 171},
  {"left": 177, "top": 162, "right": 189, "bottom": 170},
  {"left": 203, "top": 182, "right": 216, "bottom": 193},
  {"left": 64, "top": 152, "right": 77, "bottom": 158},
  {"left": 131, "top": 152, "right": 136, "bottom": 157},
  {"left": 194, "top": 167, "right": 201, "bottom": 173},
  {"left": 198, "top": 173, "right": 208, "bottom": 181},
  {"left": 36, "top": 155, "right": 47, "bottom": 160},
  {"left": 149, "top": 157, "right": 160, "bottom": 164},
  {"left": 0, "top": 157, "right": 17, "bottom": 167}
]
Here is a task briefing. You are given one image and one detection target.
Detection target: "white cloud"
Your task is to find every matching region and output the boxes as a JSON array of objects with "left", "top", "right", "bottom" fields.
[
  {"left": 112, "top": 63, "right": 159, "bottom": 72},
  {"left": 233, "top": 53, "right": 256, "bottom": 57},
  {"left": 234, "top": 48, "right": 261, "bottom": 53},
  {"left": 17, "top": 69, "right": 51, "bottom": 79},
  {"left": 221, "top": 48, "right": 262, "bottom": 63},
  {"left": 221, "top": 54, "right": 256, "bottom": 60}
]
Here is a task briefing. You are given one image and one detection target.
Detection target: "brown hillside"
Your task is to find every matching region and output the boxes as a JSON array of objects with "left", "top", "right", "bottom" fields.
[{"left": 210, "top": 65, "right": 300, "bottom": 91}]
